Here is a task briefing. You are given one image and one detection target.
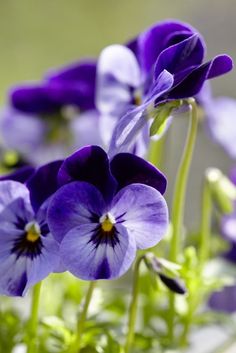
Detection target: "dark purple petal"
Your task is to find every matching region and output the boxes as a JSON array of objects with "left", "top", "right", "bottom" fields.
[
  {"left": 48, "top": 181, "right": 106, "bottom": 243},
  {"left": 46, "top": 60, "right": 97, "bottom": 83},
  {"left": 128, "top": 20, "right": 202, "bottom": 74},
  {"left": 60, "top": 223, "right": 136, "bottom": 280},
  {"left": 110, "top": 184, "right": 168, "bottom": 249},
  {"left": 58, "top": 146, "right": 117, "bottom": 202},
  {"left": 10, "top": 85, "right": 61, "bottom": 114},
  {"left": 27, "top": 160, "right": 63, "bottom": 213},
  {"left": 154, "top": 34, "right": 204, "bottom": 79},
  {"left": 206, "top": 55, "right": 233, "bottom": 79},
  {"left": 111, "top": 153, "right": 167, "bottom": 194},
  {"left": 0, "top": 166, "right": 35, "bottom": 183},
  {"left": 10, "top": 77, "right": 96, "bottom": 114},
  {"left": 224, "top": 243, "right": 236, "bottom": 263},
  {"left": 165, "top": 55, "right": 233, "bottom": 101}
]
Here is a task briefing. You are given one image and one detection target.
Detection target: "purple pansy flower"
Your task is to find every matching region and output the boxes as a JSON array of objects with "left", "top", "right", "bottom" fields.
[
  {"left": 48, "top": 145, "right": 168, "bottom": 280},
  {"left": 0, "top": 161, "right": 62, "bottom": 296},
  {"left": 96, "top": 20, "right": 232, "bottom": 156},
  {"left": 0, "top": 61, "right": 102, "bottom": 165}
]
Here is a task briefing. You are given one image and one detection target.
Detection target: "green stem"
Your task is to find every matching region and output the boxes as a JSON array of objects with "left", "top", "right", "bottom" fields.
[
  {"left": 148, "top": 137, "right": 165, "bottom": 168},
  {"left": 27, "top": 281, "right": 42, "bottom": 353},
  {"left": 71, "top": 281, "right": 96, "bottom": 353},
  {"left": 180, "top": 177, "right": 213, "bottom": 345},
  {"left": 168, "top": 99, "right": 199, "bottom": 342},
  {"left": 124, "top": 256, "right": 144, "bottom": 353},
  {"left": 199, "top": 177, "right": 212, "bottom": 270}
]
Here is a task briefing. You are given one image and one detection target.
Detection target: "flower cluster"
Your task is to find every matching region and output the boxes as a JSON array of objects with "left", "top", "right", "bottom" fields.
[{"left": 0, "top": 19, "right": 233, "bottom": 299}]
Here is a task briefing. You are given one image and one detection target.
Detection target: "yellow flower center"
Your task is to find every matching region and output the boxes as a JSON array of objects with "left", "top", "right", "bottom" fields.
[
  {"left": 25, "top": 222, "right": 41, "bottom": 242},
  {"left": 100, "top": 213, "right": 115, "bottom": 232}
]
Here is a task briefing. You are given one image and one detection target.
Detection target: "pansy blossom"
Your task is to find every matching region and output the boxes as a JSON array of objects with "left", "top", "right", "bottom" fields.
[
  {"left": 48, "top": 145, "right": 168, "bottom": 280},
  {"left": 0, "top": 161, "right": 62, "bottom": 296},
  {"left": 95, "top": 20, "right": 233, "bottom": 156}
]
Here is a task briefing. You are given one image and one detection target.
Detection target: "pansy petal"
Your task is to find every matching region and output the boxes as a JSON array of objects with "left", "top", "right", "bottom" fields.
[
  {"left": 111, "top": 153, "right": 167, "bottom": 194},
  {"left": 48, "top": 181, "right": 106, "bottom": 243},
  {"left": 0, "top": 255, "right": 28, "bottom": 296},
  {"left": 96, "top": 45, "right": 140, "bottom": 116},
  {"left": 26, "top": 160, "right": 63, "bottom": 213},
  {"left": 109, "top": 70, "right": 174, "bottom": 156},
  {"left": 166, "top": 56, "right": 233, "bottom": 100},
  {"left": 0, "top": 166, "right": 35, "bottom": 183},
  {"left": 46, "top": 60, "right": 97, "bottom": 110},
  {"left": 0, "top": 180, "right": 31, "bottom": 214},
  {"left": 0, "top": 108, "right": 46, "bottom": 158},
  {"left": 60, "top": 223, "right": 136, "bottom": 280},
  {"left": 10, "top": 85, "right": 61, "bottom": 114},
  {"left": 97, "top": 45, "right": 141, "bottom": 87},
  {"left": 154, "top": 34, "right": 204, "bottom": 79},
  {"left": 58, "top": 146, "right": 117, "bottom": 201},
  {"left": 25, "top": 233, "right": 60, "bottom": 292},
  {"left": 110, "top": 184, "right": 168, "bottom": 249},
  {"left": 128, "top": 20, "right": 200, "bottom": 74},
  {"left": 205, "top": 97, "right": 236, "bottom": 158},
  {"left": 206, "top": 54, "right": 233, "bottom": 79},
  {"left": 209, "top": 285, "right": 236, "bottom": 313},
  {"left": 46, "top": 60, "right": 97, "bottom": 84}
]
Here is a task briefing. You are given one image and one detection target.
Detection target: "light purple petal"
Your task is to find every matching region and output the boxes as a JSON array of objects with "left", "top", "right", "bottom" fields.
[
  {"left": 206, "top": 97, "right": 236, "bottom": 158},
  {"left": 108, "top": 70, "right": 174, "bottom": 157},
  {"left": 48, "top": 181, "right": 106, "bottom": 243},
  {"left": 60, "top": 223, "right": 136, "bottom": 280},
  {"left": 96, "top": 45, "right": 141, "bottom": 117},
  {"left": 0, "top": 108, "right": 46, "bottom": 158},
  {"left": 110, "top": 184, "right": 168, "bottom": 249}
]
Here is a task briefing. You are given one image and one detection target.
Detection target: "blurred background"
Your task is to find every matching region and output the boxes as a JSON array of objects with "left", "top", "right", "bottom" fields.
[{"left": 0, "top": 0, "right": 235, "bottom": 229}]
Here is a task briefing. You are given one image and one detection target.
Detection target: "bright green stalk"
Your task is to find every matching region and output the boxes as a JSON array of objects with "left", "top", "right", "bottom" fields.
[
  {"left": 124, "top": 256, "right": 144, "bottom": 353},
  {"left": 27, "top": 281, "right": 42, "bottom": 353},
  {"left": 70, "top": 281, "right": 96, "bottom": 353},
  {"left": 148, "top": 137, "right": 165, "bottom": 168},
  {"left": 168, "top": 98, "right": 199, "bottom": 341}
]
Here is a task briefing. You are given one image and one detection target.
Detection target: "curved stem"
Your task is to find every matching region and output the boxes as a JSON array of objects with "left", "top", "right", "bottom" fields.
[
  {"left": 148, "top": 137, "right": 165, "bottom": 168},
  {"left": 199, "top": 177, "right": 212, "bottom": 270},
  {"left": 124, "top": 256, "right": 144, "bottom": 353},
  {"left": 180, "top": 176, "right": 212, "bottom": 345},
  {"left": 27, "top": 281, "right": 42, "bottom": 353},
  {"left": 168, "top": 99, "right": 199, "bottom": 342},
  {"left": 71, "top": 281, "right": 96, "bottom": 353}
]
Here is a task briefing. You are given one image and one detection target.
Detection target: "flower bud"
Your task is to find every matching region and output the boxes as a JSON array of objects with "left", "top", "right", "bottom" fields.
[{"left": 206, "top": 168, "right": 236, "bottom": 214}]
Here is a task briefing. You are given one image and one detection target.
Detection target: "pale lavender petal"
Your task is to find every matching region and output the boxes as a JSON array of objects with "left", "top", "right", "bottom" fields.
[
  {"left": 96, "top": 45, "right": 141, "bottom": 118},
  {"left": 110, "top": 184, "right": 168, "bottom": 249},
  {"left": 48, "top": 181, "right": 106, "bottom": 243},
  {"left": 206, "top": 97, "right": 236, "bottom": 158},
  {"left": 60, "top": 223, "right": 136, "bottom": 280}
]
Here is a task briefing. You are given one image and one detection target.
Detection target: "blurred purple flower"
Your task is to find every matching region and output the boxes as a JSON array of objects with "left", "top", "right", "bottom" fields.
[
  {"left": 48, "top": 145, "right": 169, "bottom": 280},
  {"left": 96, "top": 20, "right": 233, "bottom": 156},
  {"left": 209, "top": 167, "right": 236, "bottom": 312},
  {"left": 0, "top": 61, "right": 102, "bottom": 165},
  {"left": 199, "top": 85, "right": 236, "bottom": 158},
  {"left": 0, "top": 161, "right": 62, "bottom": 296}
]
